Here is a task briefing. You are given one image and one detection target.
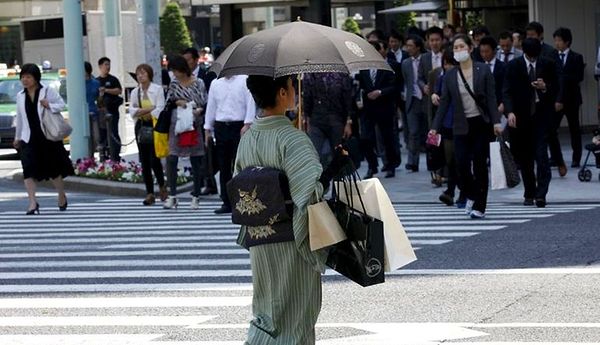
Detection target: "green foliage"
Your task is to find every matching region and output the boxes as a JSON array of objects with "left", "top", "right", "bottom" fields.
[
  {"left": 160, "top": 2, "right": 193, "bottom": 55},
  {"left": 465, "top": 11, "right": 484, "bottom": 32},
  {"left": 342, "top": 18, "right": 361, "bottom": 35},
  {"left": 393, "top": 0, "right": 416, "bottom": 34}
]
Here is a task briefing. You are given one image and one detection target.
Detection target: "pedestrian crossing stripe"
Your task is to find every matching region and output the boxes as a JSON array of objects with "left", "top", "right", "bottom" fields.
[{"left": 0, "top": 199, "right": 599, "bottom": 294}]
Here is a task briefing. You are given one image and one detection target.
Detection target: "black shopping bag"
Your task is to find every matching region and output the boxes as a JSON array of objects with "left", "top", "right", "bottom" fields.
[
  {"left": 426, "top": 143, "right": 445, "bottom": 172},
  {"left": 325, "top": 174, "right": 385, "bottom": 287},
  {"left": 499, "top": 140, "right": 520, "bottom": 188}
]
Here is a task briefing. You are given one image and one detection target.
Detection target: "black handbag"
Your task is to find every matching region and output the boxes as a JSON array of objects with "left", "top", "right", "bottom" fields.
[
  {"left": 135, "top": 90, "right": 154, "bottom": 145},
  {"left": 326, "top": 172, "right": 385, "bottom": 287},
  {"left": 155, "top": 99, "right": 174, "bottom": 134},
  {"left": 226, "top": 166, "right": 294, "bottom": 248},
  {"left": 426, "top": 142, "right": 445, "bottom": 172},
  {"left": 136, "top": 122, "right": 154, "bottom": 145},
  {"left": 499, "top": 139, "right": 521, "bottom": 188}
]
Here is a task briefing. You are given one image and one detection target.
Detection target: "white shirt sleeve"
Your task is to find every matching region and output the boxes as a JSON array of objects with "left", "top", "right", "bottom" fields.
[
  {"left": 129, "top": 87, "right": 140, "bottom": 119},
  {"left": 150, "top": 84, "right": 165, "bottom": 119},
  {"left": 204, "top": 85, "right": 217, "bottom": 131},
  {"left": 244, "top": 88, "right": 256, "bottom": 124}
]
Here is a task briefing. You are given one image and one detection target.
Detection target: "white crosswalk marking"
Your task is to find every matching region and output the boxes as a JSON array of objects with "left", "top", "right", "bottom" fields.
[
  {"left": 0, "top": 199, "right": 598, "bottom": 293},
  {"left": 0, "top": 198, "right": 599, "bottom": 344}
]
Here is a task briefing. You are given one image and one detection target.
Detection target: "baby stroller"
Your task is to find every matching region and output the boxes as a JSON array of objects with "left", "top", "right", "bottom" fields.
[{"left": 577, "top": 128, "right": 600, "bottom": 182}]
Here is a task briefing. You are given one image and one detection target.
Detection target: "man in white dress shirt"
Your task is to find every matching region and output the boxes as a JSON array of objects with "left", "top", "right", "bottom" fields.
[
  {"left": 497, "top": 31, "right": 523, "bottom": 63},
  {"left": 204, "top": 75, "right": 256, "bottom": 214}
]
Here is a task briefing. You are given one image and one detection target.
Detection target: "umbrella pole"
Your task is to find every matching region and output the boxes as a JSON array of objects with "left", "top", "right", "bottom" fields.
[{"left": 297, "top": 73, "right": 304, "bottom": 131}]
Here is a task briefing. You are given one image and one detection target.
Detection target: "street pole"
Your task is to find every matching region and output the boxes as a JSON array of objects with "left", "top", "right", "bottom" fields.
[
  {"left": 103, "top": 0, "right": 123, "bottom": 81},
  {"left": 62, "top": 0, "right": 88, "bottom": 161},
  {"left": 135, "top": 0, "right": 161, "bottom": 83}
]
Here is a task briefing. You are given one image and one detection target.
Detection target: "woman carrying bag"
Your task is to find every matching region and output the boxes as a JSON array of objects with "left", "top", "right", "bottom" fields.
[
  {"left": 12, "top": 63, "right": 73, "bottom": 215},
  {"left": 430, "top": 34, "right": 503, "bottom": 219},
  {"left": 163, "top": 56, "right": 207, "bottom": 209},
  {"left": 235, "top": 75, "right": 350, "bottom": 344},
  {"left": 129, "top": 63, "right": 167, "bottom": 206}
]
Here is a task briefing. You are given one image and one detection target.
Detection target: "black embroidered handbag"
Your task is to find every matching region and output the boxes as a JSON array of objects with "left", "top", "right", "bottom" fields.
[
  {"left": 154, "top": 99, "right": 174, "bottom": 134},
  {"left": 326, "top": 172, "right": 385, "bottom": 287},
  {"left": 226, "top": 166, "right": 294, "bottom": 247}
]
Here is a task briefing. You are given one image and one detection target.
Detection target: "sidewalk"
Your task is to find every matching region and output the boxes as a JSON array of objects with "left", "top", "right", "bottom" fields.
[{"left": 2, "top": 132, "right": 599, "bottom": 203}]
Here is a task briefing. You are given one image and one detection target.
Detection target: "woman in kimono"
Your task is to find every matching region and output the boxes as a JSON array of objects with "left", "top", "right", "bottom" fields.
[{"left": 235, "top": 75, "right": 348, "bottom": 344}]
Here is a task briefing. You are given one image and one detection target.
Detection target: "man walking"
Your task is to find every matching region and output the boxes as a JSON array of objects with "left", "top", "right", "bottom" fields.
[
  {"left": 497, "top": 31, "right": 523, "bottom": 63},
  {"left": 96, "top": 57, "right": 123, "bottom": 161},
  {"left": 548, "top": 27, "right": 585, "bottom": 172},
  {"left": 204, "top": 75, "right": 256, "bottom": 214},
  {"left": 479, "top": 36, "right": 507, "bottom": 113},
  {"left": 402, "top": 35, "right": 426, "bottom": 172},
  {"left": 503, "top": 38, "right": 558, "bottom": 208}
]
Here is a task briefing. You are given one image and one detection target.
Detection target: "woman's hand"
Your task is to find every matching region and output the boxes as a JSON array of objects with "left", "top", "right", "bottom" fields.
[
  {"left": 175, "top": 100, "right": 187, "bottom": 108},
  {"left": 40, "top": 99, "right": 50, "bottom": 109}
]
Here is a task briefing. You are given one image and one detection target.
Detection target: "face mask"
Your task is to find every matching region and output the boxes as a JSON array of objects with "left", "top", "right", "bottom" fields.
[{"left": 454, "top": 50, "right": 470, "bottom": 62}]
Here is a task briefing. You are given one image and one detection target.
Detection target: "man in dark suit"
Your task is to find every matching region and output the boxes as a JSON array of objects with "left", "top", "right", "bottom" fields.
[
  {"left": 402, "top": 35, "right": 427, "bottom": 172},
  {"left": 525, "top": 22, "right": 555, "bottom": 59},
  {"left": 479, "top": 36, "right": 506, "bottom": 113},
  {"left": 387, "top": 31, "right": 408, "bottom": 166},
  {"left": 471, "top": 26, "right": 490, "bottom": 62},
  {"left": 357, "top": 41, "right": 400, "bottom": 178},
  {"left": 419, "top": 27, "right": 444, "bottom": 129},
  {"left": 503, "top": 38, "right": 558, "bottom": 208},
  {"left": 547, "top": 27, "right": 585, "bottom": 172}
]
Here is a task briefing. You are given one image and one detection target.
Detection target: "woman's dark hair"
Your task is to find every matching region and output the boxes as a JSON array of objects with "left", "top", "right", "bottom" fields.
[
  {"left": 246, "top": 75, "right": 292, "bottom": 109},
  {"left": 168, "top": 55, "right": 191, "bottom": 76},
  {"left": 19, "top": 63, "right": 41, "bottom": 83},
  {"left": 452, "top": 34, "right": 473, "bottom": 48},
  {"left": 442, "top": 45, "right": 457, "bottom": 66},
  {"left": 84, "top": 61, "right": 93, "bottom": 75},
  {"left": 135, "top": 63, "right": 154, "bottom": 81}
]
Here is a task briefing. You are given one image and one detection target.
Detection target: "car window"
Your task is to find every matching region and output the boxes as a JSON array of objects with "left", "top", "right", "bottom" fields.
[
  {"left": 0, "top": 80, "right": 20, "bottom": 104},
  {"left": 0, "top": 78, "right": 67, "bottom": 104}
]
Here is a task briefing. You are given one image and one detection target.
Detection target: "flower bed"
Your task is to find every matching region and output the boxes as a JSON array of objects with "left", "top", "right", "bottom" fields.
[{"left": 74, "top": 157, "right": 192, "bottom": 185}]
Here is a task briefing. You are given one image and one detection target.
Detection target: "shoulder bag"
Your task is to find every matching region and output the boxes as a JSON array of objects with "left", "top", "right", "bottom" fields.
[
  {"left": 457, "top": 67, "right": 488, "bottom": 117},
  {"left": 41, "top": 88, "right": 72, "bottom": 142},
  {"left": 135, "top": 89, "right": 154, "bottom": 145}
]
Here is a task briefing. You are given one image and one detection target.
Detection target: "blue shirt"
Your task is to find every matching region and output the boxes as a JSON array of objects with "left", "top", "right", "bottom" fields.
[{"left": 85, "top": 78, "right": 101, "bottom": 118}]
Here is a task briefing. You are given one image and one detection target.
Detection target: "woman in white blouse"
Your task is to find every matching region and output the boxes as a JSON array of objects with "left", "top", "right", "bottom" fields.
[
  {"left": 129, "top": 64, "right": 167, "bottom": 205},
  {"left": 13, "top": 63, "right": 73, "bottom": 215}
]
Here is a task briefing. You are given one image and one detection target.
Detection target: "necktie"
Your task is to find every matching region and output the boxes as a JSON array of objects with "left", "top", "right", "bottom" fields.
[
  {"left": 528, "top": 63, "right": 537, "bottom": 114},
  {"left": 504, "top": 52, "right": 509, "bottom": 63},
  {"left": 370, "top": 69, "right": 377, "bottom": 84},
  {"left": 487, "top": 61, "right": 492, "bottom": 72},
  {"left": 559, "top": 52, "right": 565, "bottom": 66}
]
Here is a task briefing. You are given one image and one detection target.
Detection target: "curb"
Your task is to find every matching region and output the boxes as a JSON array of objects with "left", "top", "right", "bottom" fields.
[{"left": 11, "top": 172, "right": 193, "bottom": 198}]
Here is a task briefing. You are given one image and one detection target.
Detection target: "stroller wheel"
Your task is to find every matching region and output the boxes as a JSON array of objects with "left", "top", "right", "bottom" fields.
[
  {"left": 578, "top": 169, "right": 586, "bottom": 182},
  {"left": 584, "top": 169, "right": 593, "bottom": 182}
]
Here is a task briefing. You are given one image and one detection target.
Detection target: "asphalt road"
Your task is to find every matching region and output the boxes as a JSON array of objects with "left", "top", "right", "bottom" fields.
[{"left": 0, "top": 180, "right": 599, "bottom": 344}]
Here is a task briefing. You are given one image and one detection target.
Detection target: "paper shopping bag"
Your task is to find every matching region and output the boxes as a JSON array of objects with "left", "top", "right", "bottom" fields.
[
  {"left": 337, "top": 178, "right": 417, "bottom": 272},
  {"left": 308, "top": 200, "right": 347, "bottom": 251},
  {"left": 490, "top": 141, "right": 508, "bottom": 190}
]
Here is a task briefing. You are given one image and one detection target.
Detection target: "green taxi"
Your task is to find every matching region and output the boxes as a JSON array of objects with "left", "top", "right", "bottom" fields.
[{"left": 0, "top": 72, "right": 68, "bottom": 148}]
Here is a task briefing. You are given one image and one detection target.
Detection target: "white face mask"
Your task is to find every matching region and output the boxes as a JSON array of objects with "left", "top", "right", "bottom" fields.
[{"left": 454, "top": 50, "right": 470, "bottom": 62}]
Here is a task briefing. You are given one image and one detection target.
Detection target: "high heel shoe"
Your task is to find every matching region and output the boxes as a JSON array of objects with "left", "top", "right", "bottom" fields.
[
  {"left": 59, "top": 196, "right": 68, "bottom": 211},
  {"left": 26, "top": 203, "right": 40, "bottom": 215}
]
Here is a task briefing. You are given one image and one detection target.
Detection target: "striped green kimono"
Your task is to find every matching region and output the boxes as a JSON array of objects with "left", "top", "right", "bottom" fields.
[{"left": 234, "top": 115, "right": 328, "bottom": 345}]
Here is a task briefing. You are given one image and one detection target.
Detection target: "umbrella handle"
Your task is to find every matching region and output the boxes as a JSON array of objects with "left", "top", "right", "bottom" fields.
[{"left": 297, "top": 73, "right": 304, "bottom": 132}]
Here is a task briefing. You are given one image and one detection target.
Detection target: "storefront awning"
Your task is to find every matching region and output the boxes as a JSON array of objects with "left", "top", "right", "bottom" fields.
[{"left": 378, "top": 1, "right": 447, "bottom": 14}]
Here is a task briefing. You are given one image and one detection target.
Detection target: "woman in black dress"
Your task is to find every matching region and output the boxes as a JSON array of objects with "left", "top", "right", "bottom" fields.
[{"left": 12, "top": 64, "right": 74, "bottom": 214}]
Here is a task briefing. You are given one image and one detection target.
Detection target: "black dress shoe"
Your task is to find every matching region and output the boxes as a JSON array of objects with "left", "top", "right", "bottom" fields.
[
  {"left": 535, "top": 198, "right": 546, "bottom": 208},
  {"left": 364, "top": 168, "right": 378, "bottom": 179},
  {"left": 214, "top": 205, "right": 232, "bottom": 214},
  {"left": 523, "top": 198, "right": 534, "bottom": 206},
  {"left": 199, "top": 187, "right": 218, "bottom": 195},
  {"left": 384, "top": 170, "right": 395, "bottom": 178},
  {"left": 439, "top": 193, "right": 454, "bottom": 206}
]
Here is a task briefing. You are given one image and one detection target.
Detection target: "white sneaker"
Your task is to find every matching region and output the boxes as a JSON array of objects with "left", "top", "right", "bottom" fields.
[
  {"left": 470, "top": 210, "right": 485, "bottom": 219},
  {"left": 464, "top": 199, "right": 474, "bottom": 214},
  {"left": 190, "top": 196, "right": 200, "bottom": 210},
  {"left": 163, "top": 196, "right": 178, "bottom": 209}
]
